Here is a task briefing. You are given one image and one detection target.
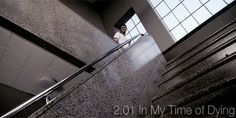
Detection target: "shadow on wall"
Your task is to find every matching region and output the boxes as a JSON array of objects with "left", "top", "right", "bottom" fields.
[
  {"left": 59, "top": 0, "right": 108, "bottom": 35},
  {"left": 0, "top": 83, "right": 45, "bottom": 117}
]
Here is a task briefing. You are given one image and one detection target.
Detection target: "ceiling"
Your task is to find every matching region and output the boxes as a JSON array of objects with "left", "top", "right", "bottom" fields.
[
  {"left": 0, "top": 27, "right": 90, "bottom": 95},
  {"left": 85, "top": 0, "right": 96, "bottom": 4},
  {"left": 85, "top": 0, "right": 106, "bottom": 4}
]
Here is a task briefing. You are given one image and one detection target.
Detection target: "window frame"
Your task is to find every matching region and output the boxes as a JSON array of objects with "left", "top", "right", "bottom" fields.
[
  {"left": 125, "top": 13, "right": 148, "bottom": 44},
  {"left": 148, "top": 0, "right": 233, "bottom": 42}
]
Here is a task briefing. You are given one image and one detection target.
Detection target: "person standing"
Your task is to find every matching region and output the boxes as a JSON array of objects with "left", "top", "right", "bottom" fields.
[{"left": 113, "top": 24, "right": 129, "bottom": 51}]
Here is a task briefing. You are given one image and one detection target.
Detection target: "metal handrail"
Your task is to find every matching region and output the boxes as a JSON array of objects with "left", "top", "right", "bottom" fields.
[{"left": 1, "top": 34, "right": 143, "bottom": 118}]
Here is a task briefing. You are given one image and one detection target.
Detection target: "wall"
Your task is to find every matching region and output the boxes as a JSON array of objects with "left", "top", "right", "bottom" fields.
[
  {"left": 0, "top": 26, "right": 91, "bottom": 96},
  {"left": 0, "top": 0, "right": 116, "bottom": 65},
  {"left": 0, "top": 83, "right": 45, "bottom": 117},
  {"left": 30, "top": 35, "right": 166, "bottom": 118},
  {"left": 97, "top": 0, "right": 175, "bottom": 52}
]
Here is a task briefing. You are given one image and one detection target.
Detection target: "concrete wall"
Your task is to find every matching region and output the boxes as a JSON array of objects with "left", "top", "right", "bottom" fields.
[
  {"left": 30, "top": 35, "right": 166, "bottom": 118},
  {"left": 0, "top": 0, "right": 116, "bottom": 65},
  {"left": 97, "top": 0, "right": 175, "bottom": 52}
]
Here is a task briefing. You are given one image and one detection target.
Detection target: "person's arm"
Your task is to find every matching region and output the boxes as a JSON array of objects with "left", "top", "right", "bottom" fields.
[
  {"left": 113, "top": 32, "right": 120, "bottom": 43},
  {"left": 113, "top": 38, "right": 119, "bottom": 43}
]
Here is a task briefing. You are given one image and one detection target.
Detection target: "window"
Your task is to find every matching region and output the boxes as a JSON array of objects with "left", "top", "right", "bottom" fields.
[
  {"left": 148, "top": 0, "right": 233, "bottom": 41},
  {"left": 125, "top": 14, "right": 147, "bottom": 44}
]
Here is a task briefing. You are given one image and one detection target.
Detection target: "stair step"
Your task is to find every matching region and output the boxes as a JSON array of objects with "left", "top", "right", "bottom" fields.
[
  {"left": 155, "top": 76, "right": 236, "bottom": 117},
  {"left": 158, "top": 37, "right": 236, "bottom": 87},
  {"left": 152, "top": 51, "right": 236, "bottom": 102},
  {"left": 165, "top": 19, "right": 236, "bottom": 68},
  {"left": 154, "top": 60, "right": 236, "bottom": 108},
  {"left": 162, "top": 27, "right": 236, "bottom": 76}
]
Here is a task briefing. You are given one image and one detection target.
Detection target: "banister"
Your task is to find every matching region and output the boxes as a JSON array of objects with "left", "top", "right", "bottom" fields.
[{"left": 1, "top": 34, "right": 144, "bottom": 118}]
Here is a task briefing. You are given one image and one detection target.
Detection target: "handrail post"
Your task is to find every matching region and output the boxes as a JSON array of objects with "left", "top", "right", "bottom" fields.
[{"left": 45, "top": 95, "right": 51, "bottom": 104}]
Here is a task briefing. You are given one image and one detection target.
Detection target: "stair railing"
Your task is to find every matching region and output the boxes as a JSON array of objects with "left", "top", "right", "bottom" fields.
[{"left": 1, "top": 34, "right": 144, "bottom": 118}]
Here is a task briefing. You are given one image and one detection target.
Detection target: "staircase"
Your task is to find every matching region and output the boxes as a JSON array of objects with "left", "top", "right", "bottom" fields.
[
  {"left": 151, "top": 19, "right": 236, "bottom": 117},
  {"left": 1, "top": 2, "right": 235, "bottom": 118},
  {"left": 28, "top": 18, "right": 236, "bottom": 118}
]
